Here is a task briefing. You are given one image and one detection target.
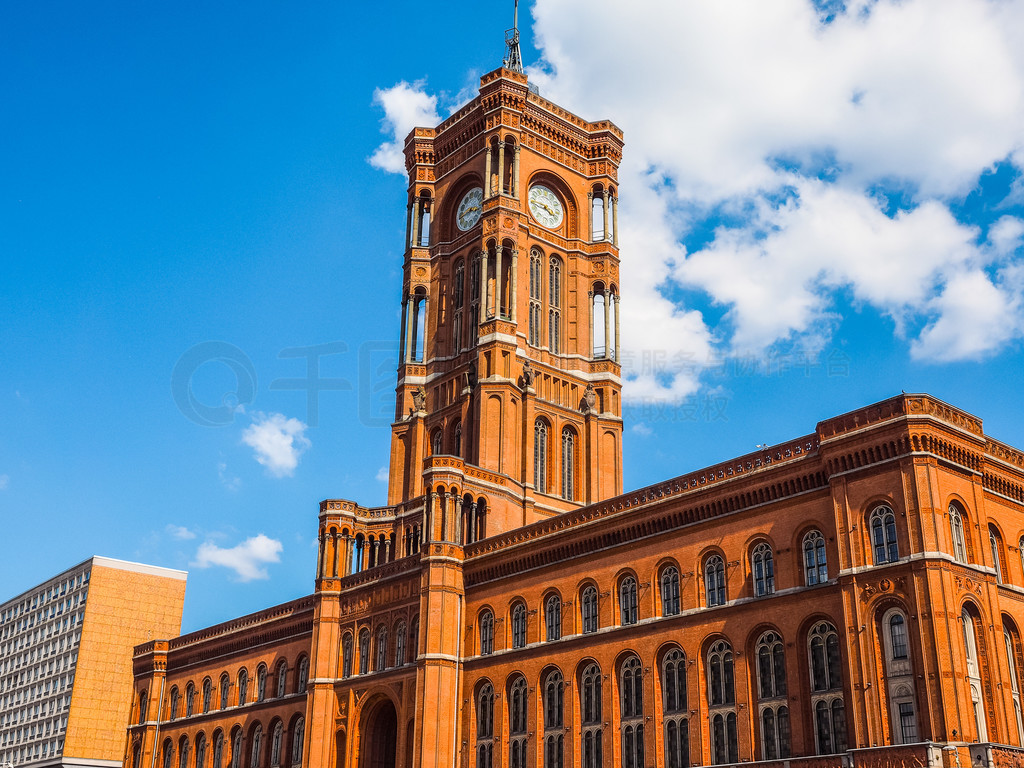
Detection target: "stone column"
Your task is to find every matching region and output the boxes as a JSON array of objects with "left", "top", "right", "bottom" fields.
[
  {"left": 425, "top": 491, "right": 434, "bottom": 541},
  {"left": 371, "top": 539, "right": 380, "bottom": 568},
  {"left": 603, "top": 188, "right": 611, "bottom": 241},
  {"left": 455, "top": 495, "right": 465, "bottom": 544},
  {"left": 469, "top": 501, "right": 478, "bottom": 545},
  {"left": 510, "top": 249, "right": 519, "bottom": 322},
  {"left": 513, "top": 144, "right": 521, "bottom": 196},
  {"left": 614, "top": 294, "right": 621, "bottom": 362},
  {"left": 316, "top": 530, "right": 326, "bottom": 578},
  {"left": 384, "top": 536, "right": 392, "bottom": 563},
  {"left": 495, "top": 245, "right": 504, "bottom": 319},
  {"left": 440, "top": 491, "right": 450, "bottom": 542},
  {"left": 612, "top": 195, "right": 619, "bottom": 245},
  {"left": 484, "top": 142, "right": 493, "bottom": 197},
  {"left": 332, "top": 533, "right": 341, "bottom": 578},
  {"left": 497, "top": 140, "right": 506, "bottom": 195}
]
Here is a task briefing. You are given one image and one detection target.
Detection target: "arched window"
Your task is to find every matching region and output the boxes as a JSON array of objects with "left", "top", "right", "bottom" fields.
[
  {"left": 270, "top": 722, "right": 283, "bottom": 767},
  {"left": 561, "top": 427, "right": 575, "bottom": 501},
  {"left": 290, "top": 718, "right": 304, "bottom": 766},
  {"left": 707, "top": 640, "right": 737, "bottom": 764},
  {"left": 297, "top": 657, "right": 309, "bottom": 694},
  {"left": 213, "top": 733, "right": 225, "bottom": 768},
  {"left": 803, "top": 530, "right": 828, "bottom": 585},
  {"left": 138, "top": 690, "right": 148, "bottom": 724},
  {"left": 545, "top": 595, "right": 562, "bottom": 642},
  {"left": 990, "top": 526, "right": 1004, "bottom": 583},
  {"left": 529, "top": 249, "right": 542, "bottom": 347},
  {"left": 753, "top": 543, "right": 775, "bottom": 597},
  {"left": 162, "top": 740, "right": 174, "bottom": 768},
  {"left": 581, "top": 585, "right": 599, "bottom": 634},
  {"left": 179, "top": 738, "right": 190, "bottom": 768},
  {"left": 453, "top": 422, "right": 462, "bottom": 458},
  {"left": 705, "top": 555, "right": 726, "bottom": 607},
  {"left": 534, "top": 420, "right": 548, "bottom": 494},
  {"left": 250, "top": 726, "right": 263, "bottom": 768},
  {"left": 186, "top": 682, "right": 196, "bottom": 717},
  {"left": 196, "top": 734, "right": 207, "bottom": 768},
  {"left": 237, "top": 670, "right": 248, "bottom": 706},
  {"left": 620, "top": 656, "right": 645, "bottom": 768},
  {"left": 619, "top": 575, "right": 638, "bottom": 626},
  {"left": 870, "top": 505, "right": 899, "bottom": 564},
  {"left": 962, "top": 607, "right": 988, "bottom": 740},
  {"left": 756, "top": 632, "right": 789, "bottom": 759},
  {"left": 808, "top": 622, "right": 847, "bottom": 754},
  {"left": 358, "top": 629, "right": 371, "bottom": 674},
  {"left": 169, "top": 686, "right": 180, "bottom": 720},
  {"left": 200, "top": 678, "right": 212, "bottom": 714},
  {"left": 409, "top": 288, "right": 427, "bottom": 363},
  {"left": 479, "top": 610, "right": 494, "bottom": 655},
  {"left": 661, "top": 565, "right": 681, "bottom": 616},
  {"left": 950, "top": 505, "right": 967, "bottom": 563},
  {"left": 230, "top": 729, "right": 243, "bottom": 768},
  {"left": 256, "top": 664, "right": 267, "bottom": 702},
  {"left": 431, "top": 429, "right": 442, "bottom": 456},
  {"left": 543, "top": 669, "right": 564, "bottom": 768},
  {"left": 341, "top": 634, "right": 353, "bottom": 679},
  {"left": 592, "top": 193, "right": 605, "bottom": 241},
  {"left": 581, "top": 663, "right": 603, "bottom": 768},
  {"left": 663, "top": 649, "right": 689, "bottom": 768},
  {"left": 882, "top": 609, "right": 917, "bottom": 743},
  {"left": 549, "top": 257, "right": 562, "bottom": 353},
  {"left": 376, "top": 625, "right": 388, "bottom": 671},
  {"left": 395, "top": 622, "right": 407, "bottom": 667},
  {"left": 509, "top": 676, "right": 529, "bottom": 768},
  {"left": 476, "top": 682, "right": 495, "bottom": 768},
  {"left": 1003, "top": 620, "right": 1024, "bottom": 745},
  {"left": 452, "top": 260, "right": 465, "bottom": 352},
  {"left": 511, "top": 602, "right": 527, "bottom": 649},
  {"left": 275, "top": 662, "right": 287, "bottom": 698},
  {"left": 219, "top": 674, "right": 230, "bottom": 710}
]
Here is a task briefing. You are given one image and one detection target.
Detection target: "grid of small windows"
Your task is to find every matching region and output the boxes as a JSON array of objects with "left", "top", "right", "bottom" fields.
[{"left": 0, "top": 565, "right": 90, "bottom": 766}]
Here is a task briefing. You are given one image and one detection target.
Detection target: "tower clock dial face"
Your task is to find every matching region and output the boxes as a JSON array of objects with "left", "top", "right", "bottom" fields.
[
  {"left": 456, "top": 187, "right": 484, "bottom": 231},
  {"left": 528, "top": 185, "right": 564, "bottom": 229}
]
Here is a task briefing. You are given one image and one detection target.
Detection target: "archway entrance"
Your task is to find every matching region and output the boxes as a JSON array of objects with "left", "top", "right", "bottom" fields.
[{"left": 360, "top": 699, "right": 397, "bottom": 768}]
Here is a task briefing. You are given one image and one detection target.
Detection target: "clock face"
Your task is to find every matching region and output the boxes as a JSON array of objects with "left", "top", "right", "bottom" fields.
[
  {"left": 456, "top": 187, "right": 484, "bottom": 231},
  {"left": 528, "top": 185, "right": 564, "bottom": 229}
]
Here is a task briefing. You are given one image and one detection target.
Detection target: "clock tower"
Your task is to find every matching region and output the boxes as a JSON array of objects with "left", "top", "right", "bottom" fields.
[{"left": 387, "top": 64, "right": 624, "bottom": 542}]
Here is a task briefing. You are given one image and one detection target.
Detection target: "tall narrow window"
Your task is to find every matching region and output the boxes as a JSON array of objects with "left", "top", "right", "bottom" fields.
[
  {"left": 529, "top": 249, "right": 542, "bottom": 347},
  {"left": 186, "top": 683, "right": 195, "bottom": 717},
  {"left": 581, "top": 663, "right": 603, "bottom": 768},
  {"left": 705, "top": 555, "right": 726, "bottom": 607},
  {"left": 162, "top": 740, "right": 173, "bottom": 768},
  {"left": 619, "top": 576, "right": 638, "bottom": 625},
  {"left": 883, "top": 608, "right": 920, "bottom": 744},
  {"left": 358, "top": 629, "right": 370, "bottom": 674},
  {"left": 753, "top": 543, "right": 775, "bottom": 597},
  {"left": 230, "top": 731, "right": 243, "bottom": 768},
  {"left": 663, "top": 649, "right": 689, "bottom": 768},
  {"left": 179, "top": 738, "right": 191, "bottom": 768},
  {"left": 196, "top": 735, "right": 207, "bottom": 768},
  {"left": 410, "top": 290, "right": 427, "bottom": 364},
  {"left": 661, "top": 565, "right": 681, "bottom": 616},
  {"left": 237, "top": 671, "right": 248, "bottom": 706},
  {"left": 341, "top": 634, "right": 353, "bottom": 679},
  {"left": 250, "top": 726, "right": 262, "bottom": 768},
  {"left": 809, "top": 622, "right": 847, "bottom": 754},
  {"left": 708, "top": 640, "right": 738, "bottom": 764},
  {"left": 756, "top": 631, "right": 790, "bottom": 759},
  {"left": 962, "top": 608, "right": 988, "bottom": 740},
  {"left": 256, "top": 665, "right": 267, "bottom": 702},
  {"left": 220, "top": 674, "right": 230, "bottom": 710},
  {"left": 620, "top": 657, "right": 645, "bottom": 768},
  {"left": 534, "top": 420, "right": 548, "bottom": 494},
  {"left": 593, "top": 290, "right": 606, "bottom": 358},
  {"left": 297, "top": 657, "right": 309, "bottom": 693},
  {"left": 549, "top": 257, "right": 561, "bottom": 353},
  {"left": 1003, "top": 622, "right": 1024, "bottom": 745},
  {"left": 431, "top": 429, "right": 442, "bottom": 456},
  {"left": 509, "top": 676, "right": 529, "bottom": 768},
  {"left": 803, "top": 530, "right": 828, "bottom": 585},
  {"left": 290, "top": 718, "right": 305, "bottom": 766},
  {"left": 276, "top": 662, "right": 287, "bottom": 698},
  {"left": 395, "top": 622, "right": 407, "bottom": 667},
  {"left": 453, "top": 260, "right": 465, "bottom": 352},
  {"left": 376, "top": 625, "right": 388, "bottom": 671},
  {"left": 511, "top": 603, "right": 527, "bottom": 649},
  {"left": 169, "top": 687, "right": 180, "bottom": 720},
  {"left": 270, "top": 722, "right": 283, "bottom": 767},
  {"left": 561, "top": 428, "right": 575, "bottom": 501},
  {"left": 202, "top": 678, "right": 212, "bottom": 713},
  {"left": 476, "top": 683, "right": 495, "bottom": 768},
  {"left": 581, "top": 585, "right": 599, "bottom": 634},
  {"left": 871, "top": 506, "right": 899, "bottom": 564},
  {"left": 453, "top": 422, "right": 462, "bottom": 459},
  {"left": 950, "top": 505, "right": 967, "bottom": 563},
  {"left": 990, "top": 526, "right": 1004, "bottom": 583},
  {"left": 213, "top": 733, "right": 224, "bottom": 768},
  {"left": 138, "top": 690, "right": 148, "bottom": 724},
  {"left": 543, "top": 670, "right": 564, "bottom": 768},
  {"left": 545, "top": 595, "right": 562, "bottom": 642},
  {"left": 479, "top": 610, "right": 494, "bottom": 655}
]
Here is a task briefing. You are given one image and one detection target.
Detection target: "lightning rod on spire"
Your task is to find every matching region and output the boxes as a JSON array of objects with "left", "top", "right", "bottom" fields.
[{"left": 504, "top": 0, "right": 524, "bottom": 73}]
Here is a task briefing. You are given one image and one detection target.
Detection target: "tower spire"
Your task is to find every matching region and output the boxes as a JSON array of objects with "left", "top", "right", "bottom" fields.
[{"left": 504, "top": 0, "right": 524, "bottom": 73}]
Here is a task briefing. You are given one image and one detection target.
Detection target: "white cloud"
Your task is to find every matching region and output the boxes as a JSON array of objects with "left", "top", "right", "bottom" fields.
[
  {"left": 192, "top": 534, "right": 283, "bottom": 582},
  {"left": 368, "top": 81, "right": 441, "bottom": 175},
  {"left": 241, "top": 412, "right": 311, "bottom": 478},
  {"left": 218, "top": 461, "right": 241, "bottom": 491},
  {"left": 0, "top": 474, "right": 8, "bottom": 491},
  {"left": 375, "top": 465, "right": 389, "bottom": 483},
  {"left": 631, "top": 423, "right": 652, "bottom": 437},
  {"left": 166, "top": 524, "right": 196, "bottom": 540}
]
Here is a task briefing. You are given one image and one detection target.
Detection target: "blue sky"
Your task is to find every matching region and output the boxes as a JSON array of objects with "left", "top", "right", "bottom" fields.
[{"left": 2, "top": 0, "right": 1022, "bottom": 633}]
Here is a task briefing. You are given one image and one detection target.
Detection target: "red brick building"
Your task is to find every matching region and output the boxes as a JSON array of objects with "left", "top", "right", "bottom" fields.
[{"left": 125, "top": 62, "right": 1024, "bottom": 768}]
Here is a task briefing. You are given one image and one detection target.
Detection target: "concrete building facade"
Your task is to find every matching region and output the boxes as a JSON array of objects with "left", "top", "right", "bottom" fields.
[
  {"left": 124, "top": 63, "right": 1024, "bottom": 768},
  {"left": 1, "top": 556, "right": 186, "bottom": 768}
]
